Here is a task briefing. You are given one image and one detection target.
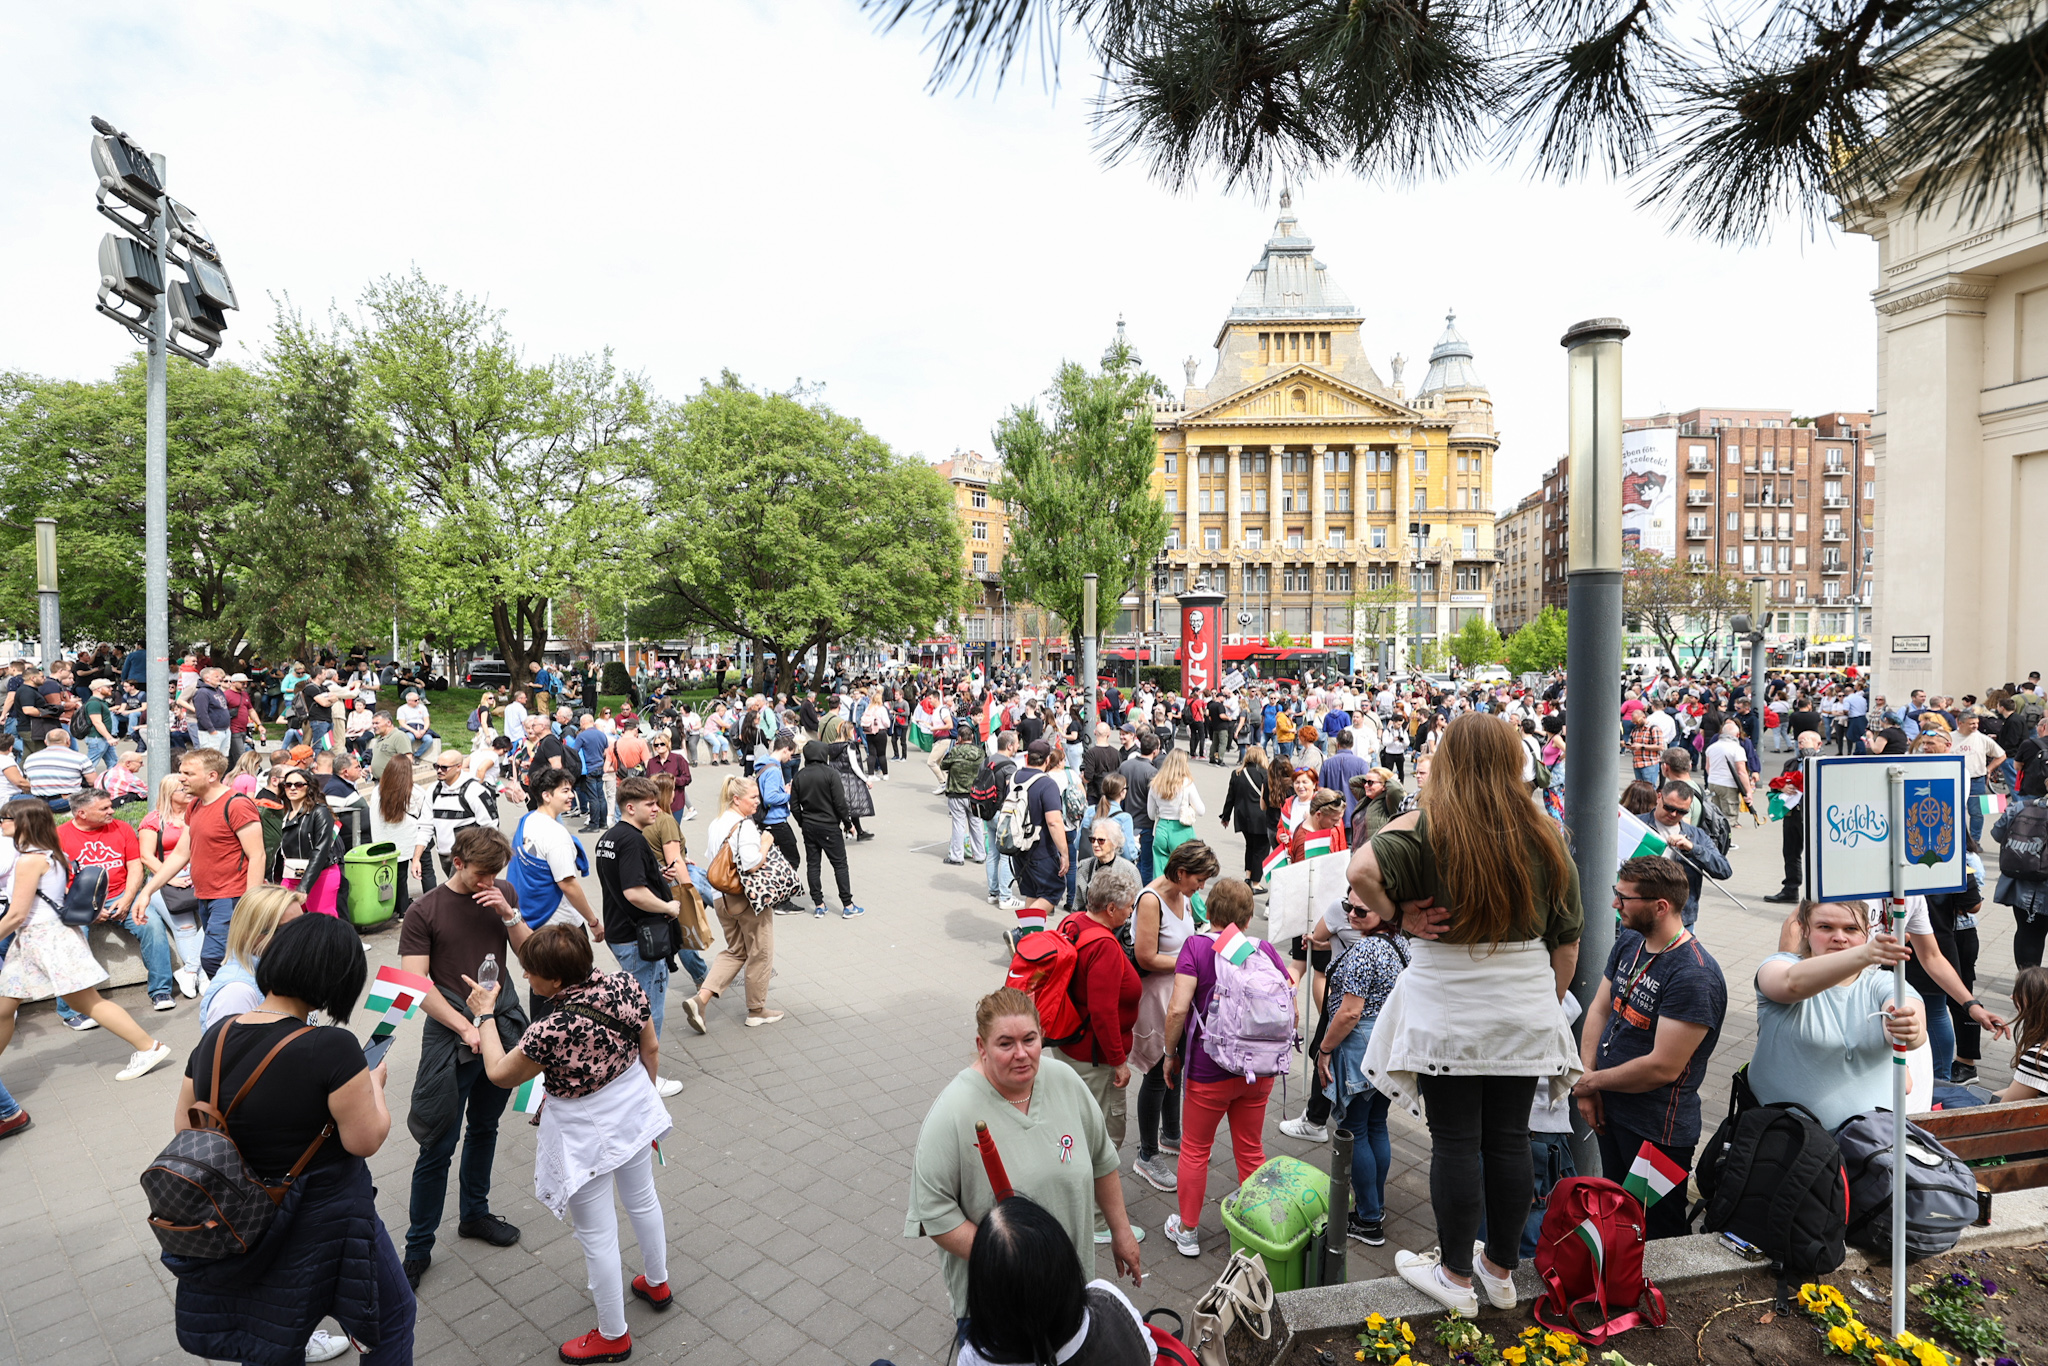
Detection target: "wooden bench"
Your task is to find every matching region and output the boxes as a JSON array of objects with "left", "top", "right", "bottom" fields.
[{"left": 1919, "top": 1099, "right": 2048, "bottom": 1193}]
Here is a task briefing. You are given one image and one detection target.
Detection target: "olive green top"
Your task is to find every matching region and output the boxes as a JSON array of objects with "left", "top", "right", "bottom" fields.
[{"left": 1369, "top": 811, "right": 1584, "bottom": 952}]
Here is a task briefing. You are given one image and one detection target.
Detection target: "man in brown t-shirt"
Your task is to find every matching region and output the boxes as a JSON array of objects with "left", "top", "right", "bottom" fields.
[{"left": 396, "top": 824, "right": 529, "bottom": 1289}]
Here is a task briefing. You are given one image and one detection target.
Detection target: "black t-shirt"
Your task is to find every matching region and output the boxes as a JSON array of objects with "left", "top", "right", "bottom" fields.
[
  {"left": 1016, "top": 713, "right": 1044, "bottom": 749},
  {"left": 1787, "top": 709, "right": 1824, "bottom": 739},
  {"left": 594, "top": 819, "right": 671, "bottom": 945},
  {"left": 1595, "top": 929, "right": 1727, "bottom": 1147},
  {"left": 2017, "top": 736, "right": 2048, "bottom": 797},
  {"left": 527, "top": 734, "right": 571, "bottom": 804},
  {"left": 184, "top": 1017, "right": 366, "bottom": 1178}
]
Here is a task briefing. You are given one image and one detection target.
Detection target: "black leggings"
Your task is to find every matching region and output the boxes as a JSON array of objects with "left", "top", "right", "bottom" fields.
[
  {"left": 1136, "top": 1062, "right": 1181, "bottom": 1160},
  {"left": 1949, "top": 924, "right": 1981, "bottom": 1060},
  {"left": 2016, "top": 907, "right": 2047, "bottom": 970},
  {"left": 1416, "top": 1073, "right": 1539, "bottom": 1276},
  {"left": 866, "top": 732, "right": 889, "bottom": 776}
]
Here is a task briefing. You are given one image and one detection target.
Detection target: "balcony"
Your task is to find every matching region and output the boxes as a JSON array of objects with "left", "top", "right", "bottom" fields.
[
  {"left": 1823, "top": 529, "right": 1846, "bottom": 541},
  {"left": 1821, "top": 562, "right": 1847, "bottom": 574},
  {"left": 1823, "top": 496, "right": 1848, "bottom": 508},
  {"left": 1686, "top": 490, "right": 1712, "bottom": 505},
  {"left": 1687, "top": 458, "right": 1712, "bottom": 472},
  {"left": 1778, "top": 529, "right": 1793, "bottom": 540},
  {"left": 1686, "top": 524, "right": 1710, "bottom": 539},
  {"left": 1687, "top": 560, "right": 1710, "bottom": 573}
]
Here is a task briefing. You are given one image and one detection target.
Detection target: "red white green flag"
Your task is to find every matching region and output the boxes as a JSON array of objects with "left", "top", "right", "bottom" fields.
[
  {"left": 1215, "top": 923, "right": 1258, "bottom": 967},
  {"left": 1573, "top": 1216, "right": 1607, "bottom": 1278},
  {"left": 1622, "top": 1141, "right": 1688, "bottom": 1211},
  {"left": 1260, "top": 845, "right": 1291, "bottom": 883},
  {"left": 364, "top": 965, "right": 434, "bottom": 1041},
  {"left": 1295, "top": 830, "right": 1340, "bottom": 862}
]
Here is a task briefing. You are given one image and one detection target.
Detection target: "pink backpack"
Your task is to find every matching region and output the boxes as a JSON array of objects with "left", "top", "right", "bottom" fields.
[{"left": 1192, "top": 934, "right": 1297, "bottom": 1079}]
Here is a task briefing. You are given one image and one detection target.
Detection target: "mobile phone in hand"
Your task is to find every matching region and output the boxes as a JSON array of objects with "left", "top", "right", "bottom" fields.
[{"left": 363, "top": 1034, "right": 396, "bottom": 1069}]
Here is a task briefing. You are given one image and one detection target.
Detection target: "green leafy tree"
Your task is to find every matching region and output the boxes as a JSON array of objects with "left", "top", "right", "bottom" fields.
[
  {"left": 348, "top": 270, "right": 649, "bottom": 683},
  {"left": 1506, "top": 604, "right": 1570, "bottom": 675},
  {"left": 1348, "top": 582, "right": 1406, "bottom": 668},
  {"left": 874, "top": 1, "right": 2046, "bottom": 242},
  {"left": 1623, "top": 547, "right": 1751, "bottom": 674},
  {"left": 1448, "top": 614, "right": 1506, "bottom": 668},
  {"left": 639, "top": 374, "right": 968, "bottom": 694},
  {"left": 991, "top": 340, "right": 1170, "bottom": 659},
  {"left": 1410, "top": 637, "right": 1445, "bottom": 672}
]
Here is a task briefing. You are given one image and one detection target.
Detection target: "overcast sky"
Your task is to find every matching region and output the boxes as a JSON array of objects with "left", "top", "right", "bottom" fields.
[{"left": 2, "top": 1, "right": 1879, "bottom": 505}]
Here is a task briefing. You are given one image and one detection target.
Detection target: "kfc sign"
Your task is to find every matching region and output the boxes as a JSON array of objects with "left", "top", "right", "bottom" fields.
[{"left": 1178, "top": 588, "right": 1226, "bottom": 692}]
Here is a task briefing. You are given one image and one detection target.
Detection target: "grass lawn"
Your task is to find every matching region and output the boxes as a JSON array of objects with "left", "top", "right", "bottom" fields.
[{"left": 422, "top": 686, "right": 717, "bottom": 739}]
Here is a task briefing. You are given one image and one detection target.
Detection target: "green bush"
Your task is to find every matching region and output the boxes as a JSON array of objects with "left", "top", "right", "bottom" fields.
[
  {"left": 1141, "top": 665, "right": 1182, "bottom": 692},
  {"left": 600, "top": 661, "right": 632, "bottom": 696}
]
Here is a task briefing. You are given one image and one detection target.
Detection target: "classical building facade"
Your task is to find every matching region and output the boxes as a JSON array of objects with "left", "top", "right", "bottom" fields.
[
  {"left": 1844, "top": 134, "right": 2048, "bottom": 691},
  {"left": 1494, "top": 491, "right": 1545, "bottom": 636},
  {"left": 1143, "top": 194, "right": 1501, "bottom": 672}
]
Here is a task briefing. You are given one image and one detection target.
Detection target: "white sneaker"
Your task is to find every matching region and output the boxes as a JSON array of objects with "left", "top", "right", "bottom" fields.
[
  {"left": 654, "top": 1077, "right": 683, "bottom": 1098},
  {"left": 1279, "top": 1114, "right": 1329, "bottom": 1143},
  {"left": 116, "top": 1043, "right": 174, "bottom": 1082},
  {"left": 303, "top": 1329, "right": 351, "bottom": 1363},
  {"left": 152, "top": 996, "right": 178, "bottom": 1012},
  {"left": 1163, "top": 1214, "right": 1201, "bottom": 1258},
  {"left": 1396, "top": 1249, "right": 1480, "bottom": 1318},
  {"left": 173, "top": 968, "right": 199, "bottom": 999},
  {"left": 1093, "top": 1224, "right": 1146, "bottom": 1245},
  {"left": 1472, "top": 1241, "right": 1517, "bottom": 1309},
  {"left": 998, "top": 896, "right": 1026, "bottom": 912}
]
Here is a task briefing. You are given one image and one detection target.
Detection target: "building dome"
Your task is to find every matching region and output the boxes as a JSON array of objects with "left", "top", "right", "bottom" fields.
[{"left": 1417, "top": 309, "right": 1482, "bottom": 395}]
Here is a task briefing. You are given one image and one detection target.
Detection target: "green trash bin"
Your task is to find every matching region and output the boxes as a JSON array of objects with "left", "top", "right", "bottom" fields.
[
  {"left": 341, "top": 841, "right": 402, "bottom": 930},
  {"left": 1219, "top": 1154, "right": 1333, "bottom": 1292}
]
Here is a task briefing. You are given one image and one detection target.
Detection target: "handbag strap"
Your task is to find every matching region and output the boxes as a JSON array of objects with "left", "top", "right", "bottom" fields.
[{"left": 224, "top": 1024, "right": 319, "bottom": 1119}]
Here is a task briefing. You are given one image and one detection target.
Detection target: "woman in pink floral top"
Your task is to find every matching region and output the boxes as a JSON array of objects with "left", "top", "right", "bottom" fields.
[{"left": 468, "top": 924, "right": 674, "bottom": 1363}]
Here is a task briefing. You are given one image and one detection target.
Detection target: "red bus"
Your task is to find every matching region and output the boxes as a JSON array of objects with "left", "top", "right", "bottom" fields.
[{"left": 1098, "top": 643, "right": 1340, "bottom": 687}]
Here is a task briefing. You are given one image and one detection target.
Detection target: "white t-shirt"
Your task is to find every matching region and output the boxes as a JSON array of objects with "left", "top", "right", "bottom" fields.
[
  {"left": 0, "top": 834, "right": 69, "bottom": 929},
  {"left": 369, "top": 787, "right": 428, "bottom": 854},
  {"left": 397, "top": 701, "right": 431, "bottom": 736},
  {"left": 502, "top": 701, "right": 529, "bottom": 737},
  {"left": 1644, "top": 710, "right": 1678, "bottom": 748},
  {"left": 519, "top": 809, "right": 583, "bottom": 882},
  {"left": 1704, "top": 737, "right": 1747, "bottom": 788}
]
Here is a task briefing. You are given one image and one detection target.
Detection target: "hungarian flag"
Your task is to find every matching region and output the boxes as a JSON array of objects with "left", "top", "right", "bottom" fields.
[
  {"left": 1295, "top": 829, "right": 1341, "bottom": 863},
  {"left": 909, "top": 701, "right": 935, "bottom": 752},
  {"left": 1621, "top": 1141, "right": 1688, "bottom": 1211},
  {"left": 1617, "top": 808, "right": 1669, "bottom": 866},
  {"left": 1215, "top": 923, "right": 1259, "bottom": 967},
  {"left": 511, "top": 1075, "right": 545, "bottom": 1115},
  {"left": 1572, "top": 1215, "right": 1607, "bottom": 1279},
  {"left": 1975, "top": 793, "right": 2009, "bottom": 817},
  {"left": 1260, "top": 844, "right": 1291, "bottom": 883},
  {"left": 364, "top": 965, "right": 433, "bottom": 1041}
]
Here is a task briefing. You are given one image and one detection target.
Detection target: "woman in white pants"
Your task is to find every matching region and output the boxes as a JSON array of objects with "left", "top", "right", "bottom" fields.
[{"left": 467, "top": 924, "right": 673, "bottom": 1365}]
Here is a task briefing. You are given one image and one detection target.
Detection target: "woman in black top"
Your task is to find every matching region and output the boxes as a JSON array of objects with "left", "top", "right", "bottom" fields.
[
  {"left": 170, "top": 913, "right": 413, "bottom": 1366},
  {"left": 1221, "top": 745, "right": 1271, "bottom": 881},
  {"left": 270, "top": 770, "right": 344, "bottom": 916}
]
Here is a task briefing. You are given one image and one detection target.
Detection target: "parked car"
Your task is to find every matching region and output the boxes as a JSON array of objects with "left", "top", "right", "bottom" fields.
[{"left": 463, "top": 657, "right": 511, "bottom": 689}]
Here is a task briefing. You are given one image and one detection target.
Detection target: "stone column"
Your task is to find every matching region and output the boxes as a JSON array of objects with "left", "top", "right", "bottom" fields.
[
  {"left": 1268, "top": 445, "right": 1285, "bottom": 546},
  {"left": 1186, "top": 445, "right": 1203, "bottom": 553},
  {"left": 1227, "top": 446, "right": 1243, "bottom": 549},
  {"left": 1310, "top": 445, "right": 1328, "bottom": 548}
]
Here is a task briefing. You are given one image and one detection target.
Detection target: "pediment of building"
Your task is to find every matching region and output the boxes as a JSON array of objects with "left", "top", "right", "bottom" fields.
[{"left": 1179, "top": 367, "right": 1428, "bottom": 428}]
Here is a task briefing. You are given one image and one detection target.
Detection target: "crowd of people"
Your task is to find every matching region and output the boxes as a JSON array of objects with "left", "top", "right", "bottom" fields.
[{"left": 9, "top": 643, "right": 2048, "bottom": 1365}]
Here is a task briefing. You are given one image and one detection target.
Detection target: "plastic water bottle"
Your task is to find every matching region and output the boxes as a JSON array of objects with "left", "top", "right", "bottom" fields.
[{"left": 477, "top": 953, "right": 499, "bottom": 992}]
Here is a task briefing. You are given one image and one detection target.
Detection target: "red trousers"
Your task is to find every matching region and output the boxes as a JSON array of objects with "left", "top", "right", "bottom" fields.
[{"left": 1175, "top": 1074, "right": 1274, "bottom": 1228}]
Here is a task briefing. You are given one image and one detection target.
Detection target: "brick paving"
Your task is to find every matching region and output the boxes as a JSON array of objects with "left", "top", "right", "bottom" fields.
[{"left": 0, "top": 750, "right": 2020, "bottom": 1365}]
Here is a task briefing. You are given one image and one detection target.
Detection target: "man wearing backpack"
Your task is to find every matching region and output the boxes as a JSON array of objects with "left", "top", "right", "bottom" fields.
[
  {"left": 1573, "top": 857, "right": 1727, "bottom": 1241},
  {"left": 1006, "top": 741, "right": 1070, "bottom": 939},
  {"left": 976, "top": 731, "right": 1022, "bottom": 909},
  {"left": 1057, "top": 865, "right": 1145, "bottom": 1244},
  {"left": 941, "top": 727, "right": 987, "bottom": 866},
  {"left": 1646, "top": 781, "right": 1732, "bottom": 929}
]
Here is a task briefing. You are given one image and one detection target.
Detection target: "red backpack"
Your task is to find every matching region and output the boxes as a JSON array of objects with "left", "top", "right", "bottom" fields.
[
  {"left": 1532, "top": 1177, "right": 1667, "bottom": 1345},
  {"left": 1003, "top": 917, "right": 1115, "bottom": 1049}
]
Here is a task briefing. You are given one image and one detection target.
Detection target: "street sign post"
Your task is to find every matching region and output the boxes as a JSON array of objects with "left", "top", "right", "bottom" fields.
[{"left": 1805, "top": 751, "right": 1964, "bottom": 1337}]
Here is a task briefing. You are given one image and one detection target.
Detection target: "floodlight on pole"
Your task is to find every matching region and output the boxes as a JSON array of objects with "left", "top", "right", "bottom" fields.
[
  {"left": 90, "top": 120, "right": 163, "bottom": 239},
  {"left": 96, "top": 232, "right": 164, "bottom": 327}
]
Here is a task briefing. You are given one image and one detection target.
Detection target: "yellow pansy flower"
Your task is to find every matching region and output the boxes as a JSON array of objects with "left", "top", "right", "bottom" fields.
[
  {"left": 1827, "top": 1325, "right": 1856, "bottom": 1352},
  {"left": 1366, "top": 1313, "right": 1386, "bottom": 1330},
  {"left": 1395, "top": 1357, "right": 1411, "bottom": 1366},
  {"left": 1913, "top": 1344, "right": 1949, "bottom": 1366},
  {"left": 1895, "top": 1331, "right": 1921, "bottom": 1348},
  {"left": 1354, "top": 1354, "right": 1365, "bottom": 1363},
  {"left": 1400, "top": 1323, "right": 1415, "bottom": 1344},
  {"left": 1503, "top": 1347, "right": 1528, "bottom": 1365}
]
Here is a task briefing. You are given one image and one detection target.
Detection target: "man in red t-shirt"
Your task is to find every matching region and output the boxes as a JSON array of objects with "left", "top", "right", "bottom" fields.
[
  {"left": 133, "top": 747, "right": 263, "bottom": 980},
  {"left": 58, "top": 788, "right": 182, "bottom": 1009}
]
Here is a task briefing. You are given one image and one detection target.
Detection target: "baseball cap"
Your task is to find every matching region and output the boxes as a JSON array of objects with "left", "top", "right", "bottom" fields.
[
  {"left": 1025, "top": 739, "right": 1054, "bottom": 759},
  {"left": 229, "top": 673, "right": 249, "bottom": 682},
  {"left": 288, "top": 745, "right": 315, "bottom": 763}
]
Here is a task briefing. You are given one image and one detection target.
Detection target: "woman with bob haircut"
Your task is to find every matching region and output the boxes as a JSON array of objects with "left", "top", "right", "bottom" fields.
[
  {"left": 169, "top": 913, "right": 414, "bottom": 1366},
  {"left": 466, "top": 923, "right": 673, "bottom": 1365},
  {"left": 955, "top": 1195, "right": 1151, "bottom": 1366}
]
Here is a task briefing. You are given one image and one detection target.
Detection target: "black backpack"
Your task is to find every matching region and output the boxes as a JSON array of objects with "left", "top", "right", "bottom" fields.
[
  {"left": 41, "top": 862, "right": 108, "bottom": 927},
  {"left": 969, "top": 756, "right": 1014, "bottom": 822},
  {"left": 1693, "top": 788, "right": 1733, "bottom": 856},
  {"left": 140, "top": 1023, "right": 331, "bottom": 1262},
  {"left": 1694, "top": 1072, "right": 1847, "bottom": 1286},
  {"left": 1998, "top": 797, "right": 2048, "bottom": 881}
]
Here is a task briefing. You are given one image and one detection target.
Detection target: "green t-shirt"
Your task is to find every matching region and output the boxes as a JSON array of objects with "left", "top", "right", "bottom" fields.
[
  {"left": 83, "top": 696, "right": 113, "bottom": 736},
  {"left": 1370, "top": 813, "right": 1584, "bottom": 952},
  {"left": 904, "top": 1060, "right": 1118, "bottom": 1317}
]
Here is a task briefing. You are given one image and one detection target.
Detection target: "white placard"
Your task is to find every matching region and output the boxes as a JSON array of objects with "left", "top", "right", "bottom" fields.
[{"left": 1805, "top": 754, "right": 1967, "bottom": 903}]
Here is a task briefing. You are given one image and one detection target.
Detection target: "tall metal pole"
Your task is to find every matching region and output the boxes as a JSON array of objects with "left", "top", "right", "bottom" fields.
[
  {"left": 144, "top": 152, "right": 173, "bottom": 789},
  {"left": 1884, "top": 765, "right": 1909, "bottom": 1338},
  {"left": 34, "top": 519, "right": 61, "bottom": 669},
  {"left": 1561, "top": 317, "right": 1630, "bottom": 1178},
  {"left": 1082, "top": 573, "right": 1099, "bottom": 724}
]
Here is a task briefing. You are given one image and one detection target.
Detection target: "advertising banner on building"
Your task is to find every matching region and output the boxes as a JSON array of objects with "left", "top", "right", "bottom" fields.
[
  {"left": 1621, "top": 426, "right": 1677, "bottom": 558},
  {"left": 1178, "top": 589, "right": 1226, "bottom": 692}
]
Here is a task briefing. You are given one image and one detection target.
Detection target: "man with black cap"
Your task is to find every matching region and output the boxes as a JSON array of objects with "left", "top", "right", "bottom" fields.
[{"left": 793, "top": 739, "right": 863, "bottom": 919}]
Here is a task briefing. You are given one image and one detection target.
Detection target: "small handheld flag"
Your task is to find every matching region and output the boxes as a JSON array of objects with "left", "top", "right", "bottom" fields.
[
  {"left": 511, "top": 1075, "right": 545, "bottom": 1115},
  {"left": 365, "top": 965, "right": 434, "bottom": 1041},
  {"left": 1621, "top": 1141, "right": 1688, "bottom": 1211},
  {"left": 1215, "top": 923, "right": 1259, "bottom": 967},
  {"left": 1617, "top": 808, "right": 1669, "bottom": 866},
  {"left": 1975, "top": 793, "right": 2008, "bottom": 817},
  {"left": 1260, "top": 845, "right": 1291, "bottom": 884}
]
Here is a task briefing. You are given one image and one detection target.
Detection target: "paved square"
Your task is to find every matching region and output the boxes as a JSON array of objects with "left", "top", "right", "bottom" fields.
[{"left": 0, "top": 754, "right": 2020, "bottom": 1364}]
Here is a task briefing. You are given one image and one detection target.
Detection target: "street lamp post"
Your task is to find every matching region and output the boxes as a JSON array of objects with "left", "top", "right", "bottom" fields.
[
  {"left": 34, "top": 519, "right": 61, "bottom": 669},
  {"left": 1560, "top": 316, "right": 1630, "bottom": 1179}
]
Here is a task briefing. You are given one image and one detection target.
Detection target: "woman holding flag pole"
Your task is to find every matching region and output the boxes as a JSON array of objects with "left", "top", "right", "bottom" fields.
[{"left": 464, "top": 924, "right": 673, "bottom": 1365}]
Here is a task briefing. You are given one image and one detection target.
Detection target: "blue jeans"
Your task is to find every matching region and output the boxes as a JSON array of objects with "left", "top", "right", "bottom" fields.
[
  {"left": 984, "top": 820, "right": 1011, "bottom": 900},
  {"left": 1637, "top": 764, "right": 1662, "bottom": 784},
  {"left": 611, "top": 938, "right": 670, "bottom": 1041},
  {"left": 578, "top": 774, "right": 607, "bottom": 825},
  {"left": 0, "top": 1070, "right": 18, "bottom": 1120},
  {"left": 1335, "top": 1087, "right": 1392, "bottom": 1222},
  {"left": 405, "top": 1048, "right": 512, "bottom": 1260},
  {"left": 1968, "top": 775, "right": 1990, "bottom": 843},
  {"left": 196, "top": 895, "right": 238, "bottom": 979},
  {"left": 410, "top": 731, "right": 435, "bottom": 758},
  {"left": 84, "top": 736, "right": 114, "bottom": 771},
  {"left": 1062, "top": 825, "right": 1083, "bottom": 908},
  {"left": 93, "top": 911, "right": 176, "bottom": 1001},
  {"left": 1925, "top": 992, "right": 1956, "bottom": 1081},
  {"left": 1136, "top": 826, "right": 1155, "bottom": 890}
]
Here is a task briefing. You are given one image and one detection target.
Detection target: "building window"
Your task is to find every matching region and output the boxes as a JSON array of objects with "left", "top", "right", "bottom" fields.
[
  {"left": 971, "top": 521, "right": 988, "bottom": 540},
  {"left": 1325, "top": 565, "right": 1352, "bottom": 592},
  {"left": 1240, "top": 451, "right": 1267, "bottom": 475},
  {"left": 1246, "top": 565, "right": 1269, "bottom": 593},
  {"left": 971, "top": 488, "right": 987, "bottom": 509},
  {"left": 1726, "top": 547, "right": 1738, "bottom": 564},
  {"left": 1412, "top": 566, "right": 1436, "bottom": 591},
  {"left": 1463, "top": 526, "right": 1478, "bottom": 551},
  {"left": 1328, "top": 528, "right": 1347, "bottom": 550},
  {"left": 1414, "top": 450, "right": 1428, "bottom": 473},
  {"left": 1163, "top": 454, "right": 1177, "bottom": 474},
  {"left": 1204, "top": 527, "right": 1221, "bottom": 551},
  {"left": 1285, "top": 530, "right": 1304, "bottom": 550},
  {"left": 1412, "top": 489, "right": 1427, "bottom": 511},
  {"left": 1409, "top": 607, "right": 1437, "bottom": 634},
  {"left": 1282, "top": 564, "right": 1309, "bottom": 592},
  {"left": 1322, "top": 450, "right": 1351, "bottom": 473},
  {"left": 1370, "top": 525, "right": 1387, "bottom": 549},
  {"left": 1281, "top": 488, "right": 1297, "bottom": 513},
  {"left": 1246, "top": 528, "right": 1263, "bottom": 549},
  {"left": 1163, "top": 491, "right": 1178, "bottom": 514},
  {"left": 1164, "top": 530, "right": 1179, "bottom": 550},
  {"left": 1863, "top": 481, "right": 1875, "bottom": 500},
  {"left": 971, "top": 552, "right": 987, "bottom": 574},
  {"left": 1794, "top": 581, "right": 1807, "bottom": 602}
]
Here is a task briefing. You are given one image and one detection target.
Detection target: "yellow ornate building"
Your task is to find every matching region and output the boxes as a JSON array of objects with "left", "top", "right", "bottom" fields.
[{"left": 1142, "top": 194, "right": 1501, "bottom": 671}]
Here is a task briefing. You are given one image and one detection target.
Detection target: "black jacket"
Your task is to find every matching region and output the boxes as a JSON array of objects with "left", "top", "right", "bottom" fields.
[
  {"left": 270, "top": 807, "right": 343, "bottom": 893},
  {"left": 1221, "top": 764, "right": 1266, "bottom": 834},
  {"left": 1081, "top": 744, "right": 1125, "bottom": 802},
  {"left": 792, "top": 740, "right": 850, "bottom": 827}
]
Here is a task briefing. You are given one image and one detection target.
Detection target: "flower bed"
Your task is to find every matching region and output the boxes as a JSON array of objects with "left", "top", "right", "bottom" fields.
[{"left": 1283, "top": 1244, "right": 2046, "bottom": 1366}]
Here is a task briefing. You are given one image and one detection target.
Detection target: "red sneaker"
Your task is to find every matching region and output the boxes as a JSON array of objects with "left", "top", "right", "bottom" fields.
[
  {"left": 630, "top": 1275, "right": 671, "bottom": 1311},
  {"left": 558, "top": 1328, "right": 631, "bottom": 1363},
  {"left": 0, "top": 1111, "right": 30, "bottom": 1141}
]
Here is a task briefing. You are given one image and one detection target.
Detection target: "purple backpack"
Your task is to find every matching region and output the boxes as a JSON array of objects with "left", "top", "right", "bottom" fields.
[{"left": 1192, "top": 934, "right": 1298, "bottom": 1080}]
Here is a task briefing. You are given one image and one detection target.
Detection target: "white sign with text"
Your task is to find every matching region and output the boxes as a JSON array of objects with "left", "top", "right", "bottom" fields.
[{"left": 1805, "top": 754, "right": 1967, "bottom": 903}]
